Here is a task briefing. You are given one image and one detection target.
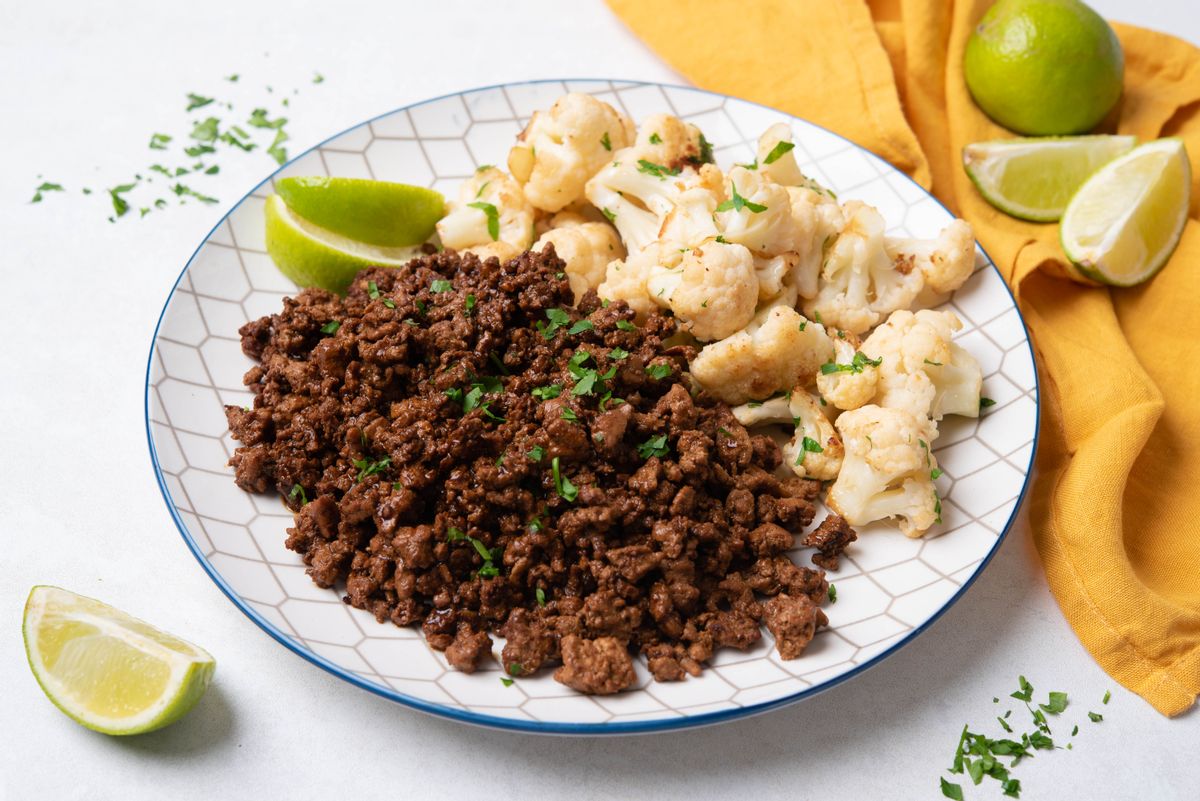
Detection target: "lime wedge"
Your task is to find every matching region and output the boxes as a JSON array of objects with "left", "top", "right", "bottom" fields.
[
  {"left": 23, "top": 586, "right": 215, "bottom": 735},
  {"left": 1061, "top": 138, "right": 1191, "bottom": 286},
  {"left": 265, "top": 194, "right": 422, "bottom": 293},
  {"left": 276, "top": 177, "right": 443, "bottom": 247},
  {"left": 963, "top": 135, "right": 1136, "bottom": 221}
]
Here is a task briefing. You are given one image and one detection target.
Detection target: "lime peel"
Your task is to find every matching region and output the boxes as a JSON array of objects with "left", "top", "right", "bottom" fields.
[
  {"left": 23, "top": 585, "right": 216, "bottom": 735},
  {"left": 276, "top": 176, "right": 443, "bottom": 247}
]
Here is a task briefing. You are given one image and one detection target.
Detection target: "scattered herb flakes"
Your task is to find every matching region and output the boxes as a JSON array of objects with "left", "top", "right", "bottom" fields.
[
  {"left": 1010, "top": 675, "right": 1034, "bottom": 703},
  {"left": 225, "top": 74, "right": 240, "bottom": 82},
  {"left": 827, "top": 584, "right": 837, "bottom": 603},
  {"left": 467, "top": 200, "right": 500, "bottom": 241},
  {"left": 997, "top": 715, "right": 1013, "bottom": 733},
  {"left": 568, "top": 319, "right": 594, "bottom": 336},
  {"left": 609, "top": 347, "right": 630, "bottom": 360},
  {"left": 648, "top": 132, "right": 662, "bottom": 144},
  {"left": 313, "top": 72, "right": 325, "bottom": 84},
  {"left": 1039, "top": 692, "right": 1069, "bottom": 715},
  {"left": 149, "top": 133, "right": 173, "bottom": 150},
  {"left": 601, "top": 207, "right": 617, "bottom": 223},
  {"left": 820, "top": 351, "right": 882, "bottom": 375},
  {"left": 172, "top": 183, "right": 218, "bottom": 204},
  {"left": 537, "top": 307, "right": 572, "bottom": 339},
  {"left": 185, "top": 93, "right": 214, "bottom": 111},
  {"left": 368, "top": 280, "right": 381, "bottom": 299},
  {"left": 980, "top": 397, "right": 997, "bottom": 410},
  {"left": 500, "top": 677, "right": 514, "bottom": 687},
  {"left": 715, "top": 181, "right": 768, "bottom": 214},
  {"left": 190, "top": 116, "right": 220, "bottom": 142},
  {"left": 637, "top": 434, "right": 670, "bottom": 459},
  {"left": 1087, "top": 711, "right": 1103, "bottom": 723},
  {"left": 600, "top": 131, "right": 612, "bottom": 151},
  {"left": 636, "top": 159, "right": 681, "bottom": 180},
  {"left": 30, "top": 181, "right": 64, "bottom": 203},
  {"left": 551, "top": 456, "right": 578, "bottom": 502},
  {"left": 1102, "top": 690, "right": 1111, "bottom": 705},
  {"left": 560, "top": 407, "right": 580, "bottom": 424},
  {"left": 527, "top": 445, "right": 545, "bottom": 462},
  {"left": 531, "top": 384, "right": 562, "bottom": 401},
  {"left": 940, "top": 778, "right": 964, "bottom": 800},
  {"left": 615, "top": 320, "right": 637, "bottom": 332},
  {"left": 288, "top": 484, "right": 308, "bottom": 505},
  {"left": 107, "top": 182, "right": 138, "bottom": 217},
  {"left": 645, "top": 363, "right": 672, "bottom": 380},
  {"left": 535, "top": 588, "right": 546, "bottom": 607},
  {"left": 430, "top": 279, "right": 453, "bottom": 293},
  {"left": 352, "top": 456, "right": 391, "bottom": 482},
  {"left": 1071, "top": 724, "right": 1079, "bottom": 736},
  {"left": 464, "top": 294, "right": 477, "bottom": 315},
  {"left": 762, "top": 140, "right": 795, "bottom": 165}
]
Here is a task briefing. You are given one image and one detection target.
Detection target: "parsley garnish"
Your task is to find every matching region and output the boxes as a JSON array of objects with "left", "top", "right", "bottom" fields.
[
  {"left": 931, "top": 467, "right": 944, "bottom": 480},
  {"left": 186, "top": 93, "right": 214, "bottom": 111},
  {"left": 500, "top": 677, "right": 514, "bottom": 687},
  {"left": 320, "top": 320, "right": 341, "bottom": 335},
  {"left": 649, "top": 132, "right": 662, "bottom": 144},
  {"left": 799, "top": 321, "right": 807, "bottom": 331},
  {"left": 1040, "top": 692, "right": 1069, "bottom": 715},
  {"left": 288, "top": 484, "right": 308, "bottom": 505},
  {"left": 980, "top": 397, "right": 997, "bottom": 410},
  {"left": 793, "top": 436, "right": 824, "bottom": 466},
  {"left": 827, "top": 584, "right": 837, "bottom": 603},
  {"left": 466, "top": 201, "right": 500, "bottom": 241},
  {"left": 464, "top": 294, "right": 476, "bottom": 315},
  {"left": 1102, "top": 690, "right": 1111, "bottom": 705},
  {"left": 368, "top": 280, "right": 380, "bottom": 299},
  {"left": 762, "top": 140, "right": 795, "bottom": 165},
  {"left": 560, "top": 407, "right": 580, "bottom": 423},
  {"left": 819, "top": 351, "right": 882, "bottom": 375},
  {"left": 645, "top": 363, "right": 672, "bottom": 380},
  {"left": 924, "top": 358, "right": 943, "bottom": 367},
  {"left": 715, "top": 181, "right": 768, "bottom": 214},
  {"left": 600, "top": 131, "right": 612, "bottom": 151},
  {"left": 715, "top": 235, "right": 729, "bottom": 243},
  {"left": 149, "top": 133, "right": 172, "bottom": 150},
  {"left": 30, "top": 181, "right": 64, "bottom": 203},
  {"left": 536, "top": 588, "right": 546, "bottom": 607},
  {"left": 537, "top": 308, "right": 572, "bottom": 339},
  {"left": 313, "top": 73, "right": 325, "bottom": 84},
  {"left": 1087, "top": 711, "right": 1103, "bottom": 723},
  {"left": 189, "top": 116, "right": 220, "bottom": 143},
  {"left": 636, "top": 159, "right": 681, "bottom": 180},
  {"left": 695, "top": 132, "right": 714, "bottom": 165},
  {"left": 601, "top": 207, "right": 617, "bottom": 223},
  {"left": 248, "top": 108, "right": 287, "bottom": 130},
  {"left": 609, "top": 347, "right": 629, "bottom": 360},
  {"left": 527, "top": 445, "right": 545, "bottom": 462},
  {"left": 568, "top": 319, "right": 594, "bottom": 335},
  {"left": 352, "top": 456, "right": 391, "bottom": 482},
  {"left": 551, "top": 456, "right": 578, "bottom": 502},
  {"left": 637, "top": 434, "right": 670, "bottom": 459},
  {"left": 940, "top": 778, "right": 963, "bottom": 800},
  {"left": 615, "top": 320, "right": 636, "bottom": 332},
  {"left": 532, "top": 384, "right": 562, "bottom": 400},
  {"left": 430, "top": 279, "right": 453, "bottom": 293}
]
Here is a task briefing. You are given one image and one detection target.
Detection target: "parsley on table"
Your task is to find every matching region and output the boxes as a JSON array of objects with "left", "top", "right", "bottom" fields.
[
  {"left": 248, "top": 108, "right": 287, "bottom": 129},
  {"left": 820, "top": 351, "right": 882, "bottom": 375},
  {"left": 763, "top": 140, "right": 795, "bottom": 164},
  {"left": 1039, "top": 692, "right": 1069, "bottom": 715},
  {"left": 467, "top": 200, "right": 500, "bottom": 240},
  {"left": 266, "top": 129, "right": 289, "bottom": 164},
  {"left": 1103, "top": 690, "right": 1111, "bottom": 705},
  {"left": 940, "top": 778, "right": 964, "bottom": 800},
  {"left": 149, "top": 133, "right": 172, "bottom": 150},
  {"left": 715, "top": 181, "right": 768, "bottom": 213},
  {"left": 30, "top": 182, "right": 64, "bottom": 203},
  {"left": 636, "top": 159, "right": 681, "bottom": 179},
  {"left": 500, "top": 677, "right": 514, "bottom": 687},
  {"left": 637, "top": 434, "right": 670, "bottom": 459},
  {"left": 552, "top": 456, "right": 578, "bottom": 502},
  {"left": 185, "top": 93, "right": 214, "bottom": 111},
  {"left": 1011, "top": 675, "right": 1034, "bottom": 702},
  {"left": 1088, "top": 711, "right": 1103, "bottom": 723},
  {"left": 430, "top": 279, "right": 453, "bottom": 293},
  {"left": 352, "top": 456, "right": 391, "bottom": 482},
  {"left": 190, "top": 116, "right": 220, "bottom": 142},
  {"left": 600, "top": 131, "right": 612, "bottom": 151},
  {"left": 313, "top": 73, "right": 325, "bottom": 84}
]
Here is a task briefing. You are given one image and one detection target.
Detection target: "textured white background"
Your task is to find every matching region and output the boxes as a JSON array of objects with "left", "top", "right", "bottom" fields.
[{"left": 0, "top": 0, "right": 1195, "bottom": 799}]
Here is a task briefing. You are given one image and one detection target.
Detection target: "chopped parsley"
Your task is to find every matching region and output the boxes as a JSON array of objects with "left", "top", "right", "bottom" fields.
[
  {"left": 320, "top": 320, "right": 341, "bottom": 335},
  {"left": 980, "top": 397, "right": 997, "bottom": 410},
  {"left": 609, "top": 347, "right": 629, "bottom": 360},
  {"left": 189, "top": 116, "right": 220, "bottom": 142},
  {"left": 645, "top": 363, "right": 672, "bottom": 380},
  {"left": 600, "top": 131, "right": 612, "bottom": 151},
  {"left": 715, "top": 235, "right": 729, "bottom": 243},
  {"left": 247, "top": 108, "right": 287, "bottom": 130},
  {"left": 448, "top": 527, "right": 501, "bottom": 576},
  {"left": 560, "top": 407, "right": 580, "bottom": 423},
  {"left": 924, "top": 358, "right": 943, "bottom": 367},
  {"left": 288, "top": 484, "right": 308, "bottom": 505},
  {"left": 827, "top": 584, "right": 837, "bottom": 603},
  {"left": 762, "top": 140, "right": 795, "bottom": 165},
  {"left": 527, "top": 445, "right": 545, "bottom": 462},
  {"left": 940, "top": 777, "right": 963, "bottom": 800},
  {"left": 1103, "top": 690, "right": 1111, "bottom": 705},
  {"left": 601, "top": 207, "right": 617, "bottom": 223},
  {"left": 568, "top": 319, "right": 594, "bottom": 335},
  {"left": 799, "top": 321, "right": 807, "bottom": 332},
  {"left": 1087, "top": 711, "right": 1103, "bottom": 723},
  {"left": 500, "top": 677, "right": 514, "bottom": 687},
  {"left": 464, "top": 294, "right": 476, "bottom": 315},
  {"left": 552, "top": 456, "right": 578, "bottom": 502},
  {"left": 466, "top": 200, "right": 500, "bottom": 240},
  {"left": 649, "top": 132, "right": 662, "bottom": 144},
  {"left": 820, "top": 351, "right": 882, "bottom": 375},
  {"left": 532, "top": 384, "right": 562, "bottom": 400},
  {"left": 536, "top": 588, "right": 546, "bottom": 607},
  {"left": 794, "top": 436, "right": 824, "bottom": 466},
  {"left": 636, "top": 159, "right": 681, "bottom": 180},
  {"left": 149, "top": 133, "right": 173, "bottom": 150},
  {"left": 312, "top": 73, "right": 325, "bottom": 84},
  {"left": 1040, "top": 692, "right": 1069, "bottom": 715},
  {"left": 637, "top": 434, "right": 670, "bottom": 459},
  {"left": 931, "top": 467, "right": 944, "bottom": 480},
  {"left": 430, "top": 279, "right": 453, "bottom": 293},
  {"left": 30, "top": 181, "right": 64, "bottom": 203},
  {"left": 368, "top": 280, "right": 380, "bottom": 299},
  {"left": 715, "top": 181, "right": 768, "bottom": 214},
  {"left": 695, "top": 132, "right": 714, "bottom": 165},
  {"left": 537, "top": 308, "right": 572, "bottom": 339},
  {"left": 352, "top": 456, "right": 391, "bottom": 482},
  {"left": 615, "top": 320, "right": 637, "bottom": 332},
  {"left": 185, "top": 93, "right": 214, "bottom": 111}
]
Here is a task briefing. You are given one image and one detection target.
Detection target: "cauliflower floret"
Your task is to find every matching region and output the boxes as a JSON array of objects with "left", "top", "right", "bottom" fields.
[
  {"left": 463, "top": 241, "right": 521, "bottom": 262},
  {"left": 753, "top": 253, "right": 802, "bottom": 305},
  {"left": 690, "top": 305, "right": 834, "bottom": 404},
  {"left": 731, "top": 390, "right": 844, "bottom": 480},
  {"left": 885, "top": 219, "right": 977, "bottom": 294},
  {"left": 755, "top": 123, "right": 806, "bottom": 187},
  {"left": 827, "top": 405, "right": 941, "bottom": 537},
  {"left": 657, "top": 164, "right": 723, "bottom": 246},
  {"left": 803, "top": 201, "right": 923, "bottom": 335},
  {"left": 533, "top": 212, "right": 625, "bottom": 301},
  {"left": 507, "top": 93, "right": 635, "bottom": 213},
  {"left": 597, "top": 242, "right": 682, "bottom": 320},
  {"left": 584, "top": 115, "right": 712, "bottom": 252},
  {"left": 788, "top": 186, "right": 844, "bottom": 299},
  {"left": 862, "top": 309, "right": 983, "bottom": 420},
  {"left": 646, "top": 239, "right": 757, "bottom": 341},
  {"left": 816, "top": 336, "right": 880, "bottom": 411},
  {"left": 437, "top": 167, "right": 535, "bottom": 254},
  {"left": 715, "top": 166, "right": 796, "bottom": 255}
]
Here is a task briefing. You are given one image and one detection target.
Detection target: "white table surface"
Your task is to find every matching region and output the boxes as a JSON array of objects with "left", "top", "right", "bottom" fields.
[{"left": 2, "top": 1, "right": 1195, "bottom": 798}]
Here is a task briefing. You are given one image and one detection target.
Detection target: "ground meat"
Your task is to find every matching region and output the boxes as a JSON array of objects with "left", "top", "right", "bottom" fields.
[
  {"left": 802, "top": 514, "right": 858, "bottom": 570},
  {"left": 763, "top": 593, "right": 828, "bottom": 659},
  {"left": 225, "top": 246, "right": 829, "bottom": 694},
  {"left": 554, "top": 635, "right": 637, "bottom": 695}
]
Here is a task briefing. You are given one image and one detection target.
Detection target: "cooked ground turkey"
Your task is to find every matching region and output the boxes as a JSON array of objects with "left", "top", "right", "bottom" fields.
[{"left": 225, "top": 245, "right": 847, "bottom": 694}]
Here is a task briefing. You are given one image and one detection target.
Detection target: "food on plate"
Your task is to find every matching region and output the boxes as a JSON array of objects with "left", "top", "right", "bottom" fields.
[
  {"left": 962, "top": 135, "right": 1136, "bottom": 222},
  {"left": 264, "top": 194, "right": 424, "bottom": 293},
  {"left": 964, "top": 0, "right": 1124, "bottom": 136},
  {"left": 243, "top": 91, "right": 991, "bottom": 691},
  {"left": 275, "top": 176, "right": 444, "bottom": 247},
  {"left": 1059, "top": 138, "right": 1191, "bottom": 286},
  {"left": 23, "top": 586, "right": 215, "bottom": 735},
  {"left": 225, "top": 247, "right": 845, "bottom": 693}
]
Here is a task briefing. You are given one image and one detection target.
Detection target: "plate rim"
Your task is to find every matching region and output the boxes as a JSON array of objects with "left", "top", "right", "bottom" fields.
[{"left": 144, "top": 77, "right": 1041, "bottom": 735}]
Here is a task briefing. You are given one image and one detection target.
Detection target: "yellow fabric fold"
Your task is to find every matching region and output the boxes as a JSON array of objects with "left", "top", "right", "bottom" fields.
[{"left": 609, "top": 0, "right": 1200, "bottom": 716}]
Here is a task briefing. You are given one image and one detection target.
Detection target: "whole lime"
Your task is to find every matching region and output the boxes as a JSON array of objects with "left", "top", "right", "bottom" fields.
[{"left": 964, "top": 0, "right": 1124, "bottom": 135}]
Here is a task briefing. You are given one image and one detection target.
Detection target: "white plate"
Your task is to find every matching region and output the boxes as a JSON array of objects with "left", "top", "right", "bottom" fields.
[{"left": 145, "top": 79, "right": 1039, "bottom": 734}]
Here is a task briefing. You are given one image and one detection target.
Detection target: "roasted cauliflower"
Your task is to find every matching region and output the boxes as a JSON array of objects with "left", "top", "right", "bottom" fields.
[
  {"left": 507, "top": 93, "right": 635, "bottom": 213},
  {"left": 690, "top": 305, "right": 833, "bottom": 405},
  {"left": 597, "top": 242, "right": 682, "bottom": 320},
  {"left": 645, "top": 238, "right": 758, "bottom": 341},
  {"left": 827, "top": 405, "right": 942, "bottom": 537},
  {"left": 533, "top": 212, "right": 625, "bottom": 301},
  {"left": 714, "top": 166, "right": 795, "bottom": 256},
  {"left": 437, "top": 167, "right": 535, "bottom": 254},
  {"left": 816, "top": 335, "right": 880, "bottom": 411},
  {"left": 732, "top": 390, "right": 844, "bottom": 480},
  {"left": 861, "top": 309, "right": 983, "bottom": 420},
  {"left": 886, "top": 219, "right": 976, "bottom": 294}
]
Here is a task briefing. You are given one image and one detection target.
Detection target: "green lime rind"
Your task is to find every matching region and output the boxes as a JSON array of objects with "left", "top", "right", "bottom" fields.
[
  {"left": 276, "top": 176, "right": 444, "bottom": 247},
  {"left": 1060, "top": 138, "right": 1191, "bottom": 287},
  {"left": 23, "top": 585, "right": 216, "bottom": 736},
  {"left": 963, "top": 135, "right": 1136, "bottom": 222},
  {"left": 265, "top": 194, "right": 422, "bottom": 294}
]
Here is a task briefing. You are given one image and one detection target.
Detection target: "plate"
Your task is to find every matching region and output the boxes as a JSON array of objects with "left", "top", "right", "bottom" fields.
[{"left": 145, "top": 79, "right": 1039, "bottom": 734}]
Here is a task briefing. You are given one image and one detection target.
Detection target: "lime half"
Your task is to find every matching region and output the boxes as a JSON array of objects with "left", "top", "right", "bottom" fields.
[
  {"left": 23, "top": 586, "right": 216, "bottom": 735},
  {"left": 1061, "top": 139, "right": 1191, "bottom": 286},
  {"left": 964, "top": 135, "right": 1136, "bottom": 222},
  {"left": 265, "top": 194, "right": 422, "bottom": 293},
  {"left": 276, "top": 177, "right": 443, "bottom": 247}
]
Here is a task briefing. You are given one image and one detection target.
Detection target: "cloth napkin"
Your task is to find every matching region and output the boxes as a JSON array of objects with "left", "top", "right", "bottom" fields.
[{"left": 608, "top": 0, "right": 1200, "bottom": 716}]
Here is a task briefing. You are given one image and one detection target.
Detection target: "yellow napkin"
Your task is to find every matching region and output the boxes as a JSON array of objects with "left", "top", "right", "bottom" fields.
[{"left": 609, "top": 0, "right": 1200, "bottom": 716}]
